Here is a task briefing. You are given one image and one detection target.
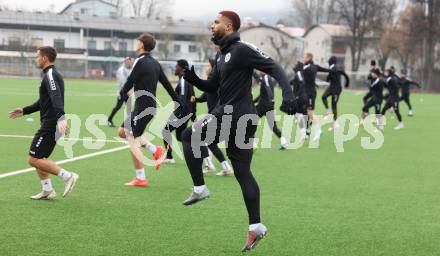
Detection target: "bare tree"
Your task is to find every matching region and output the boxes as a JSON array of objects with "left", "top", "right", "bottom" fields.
[
  {"left": 290, "top": 0, "right": 337, "bottom": 28},
  {"left": 267, "top": 35, "right": 296, "bottom": 72},
  {"left": 412, "top": 0, "right": 440, "bottom": 87},
  {"left": 333, "top": 0, "right": 396, "bottom": 72},
  {"left": 125, "top": 0, "right": 174, "bottom": 19},
  {"left": 0, "top": 0, "right": 9, "bottom": 11},
  {"left": 377, "top": 27, "right": 398, "bottom": 71},
  {"left": 393, "top": 4, "right": 426, "bottom": 72},
  {"left": 194, "top": 34, "right": 212, "bottom": 62},
  {"left": 157, "top": 33, "right": 173, "bottom": 60},
  {"left": 375, "top": 2, "right": 399, "bottom": 70},
  {"left": 106, "top": 0, "right": 124, "bottom": 16}
]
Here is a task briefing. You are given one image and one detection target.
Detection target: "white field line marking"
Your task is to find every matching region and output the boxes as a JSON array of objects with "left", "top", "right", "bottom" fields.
[
  {"left": 0, "top": 134, "right": 126, "bottom": 143},
  {"left": 0, "top": 145, "right": 130, "bottom": 179}
]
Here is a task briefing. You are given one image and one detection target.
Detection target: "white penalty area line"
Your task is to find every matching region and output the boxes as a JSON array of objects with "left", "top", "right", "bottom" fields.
[
  {"left": 0, "top": 134, "right": 126, "bottom": 143},
  {"left": 0, "top": 145, "right": 130, "bottom": 179}
]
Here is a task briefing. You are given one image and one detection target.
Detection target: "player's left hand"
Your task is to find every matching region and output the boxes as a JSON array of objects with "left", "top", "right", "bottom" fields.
[
  {"left": 8, "top": 108, "right": 24, "bottom": 119},
  {"left": 190, "top": 96, "right": 196, "bottom": 103},
  {"left": 57, "top": 119, "right": 70, "bottom": 135},
  {"left": 183, "top": 66, "right": 201, "bottom": 85}
]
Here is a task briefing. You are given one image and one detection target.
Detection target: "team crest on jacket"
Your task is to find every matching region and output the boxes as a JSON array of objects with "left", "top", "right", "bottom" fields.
[{"left": 225, "top": 53, "right": 231, "bottom": 63}]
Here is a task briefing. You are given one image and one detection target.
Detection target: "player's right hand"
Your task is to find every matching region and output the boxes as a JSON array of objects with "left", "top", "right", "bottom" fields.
[
  {"left": 57, "top": 119, "right": 70, "bottom": 135},
  {"left": 280, "top": 100, "right": 296, "bottom": 115},
  {"left": 8, "top": 108, "right": 23, "bottom": 119}
]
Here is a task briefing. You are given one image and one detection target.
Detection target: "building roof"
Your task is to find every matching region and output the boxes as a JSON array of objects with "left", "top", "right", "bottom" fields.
[
  {"left": 276, "top": 25, "right": 305, "bottom": 38},
  {"left": 303, "top": 24, "right": 352, "bottom": 38},
  {"left": 240, "top": 23, "right": 302, "bottom": 40},
  {"left": 0, "top": 10, "right": 209, "bottom": 36},
  {"left": 59, "top": 0, "right": 117, "bottom": 14}
]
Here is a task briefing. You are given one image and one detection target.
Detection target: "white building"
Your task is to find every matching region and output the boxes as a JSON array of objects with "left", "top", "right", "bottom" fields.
[
  {"left": 59, "top": 0, "right": 118, "bottom": 17},
  {"left": 303, "top": 24, "right": 404, "bottom": 84},
  {"left": 0, "top": 6, "right": 210, "bottom": 78},
  {"left": 240, "top": 23, "right": 304, "bottom": 76}
]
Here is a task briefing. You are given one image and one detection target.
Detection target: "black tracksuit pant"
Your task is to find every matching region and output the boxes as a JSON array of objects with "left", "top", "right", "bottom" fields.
[{"left": 181, "top": 114, "right": 260, "bottom": 224}]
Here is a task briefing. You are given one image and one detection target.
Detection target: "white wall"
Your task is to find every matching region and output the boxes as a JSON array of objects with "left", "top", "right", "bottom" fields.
[
  {"left": 241, "top": 26, "right": 304, "bottom": 75},
  {"left": 303, "top": 27, "right": 332, "bottom": 67}
]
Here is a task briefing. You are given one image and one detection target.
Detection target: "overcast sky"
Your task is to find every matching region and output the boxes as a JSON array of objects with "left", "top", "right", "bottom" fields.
[{"left": 1, "top": 0, "right": 289, "bottom": 23}]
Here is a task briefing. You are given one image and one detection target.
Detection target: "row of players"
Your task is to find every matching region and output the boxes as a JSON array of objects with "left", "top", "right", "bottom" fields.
[{"left": 7, "top": 10, "right": 421, "bottom": 253}]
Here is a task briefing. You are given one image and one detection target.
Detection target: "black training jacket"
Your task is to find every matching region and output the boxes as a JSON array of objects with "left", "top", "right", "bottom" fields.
[
  {"left": 23, "top": 65, "right": 65, "bottom": 125},
  {"left": 302, "top": 60, "right": 329, "bottom": 95},
  {"left": 120, "top": 52, "right": 179, "bottom": 113},
  {"left": 189, "top": 32, "right": 294, "bottom": 119}
]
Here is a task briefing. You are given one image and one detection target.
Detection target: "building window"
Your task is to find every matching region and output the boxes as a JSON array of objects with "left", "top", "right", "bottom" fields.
[
  {"left": 104, "top": 41, "right": 112, "bottom": 50},
  {"left": 81, "top": 8, "right": 89, "bottom": 15},
  {"left": 87, "top": 40, "right": 96, "bottom": 50},
  {"left": 119, "top": 41, "right": 127, "bottom": 51},
  {"left": 54, "top": 39, "right": 65, "bottom": 50},
  {"left": 31, "top": 38, "right": 43, "bottom": 48},
  {"left": 8, "top": 37, "right": 21, "bottom": 47},
  {"left": 174, "top": 44, "right": 181, "bottom": 53},
  {"left": 188, "top": 45, "right": 197, "bottom": 53},
  {"left": 361, "top": 58, "right": 367, "bottom": 65},
  {"left": 158, "top": 44, "right": 167, "bottom": 52}
]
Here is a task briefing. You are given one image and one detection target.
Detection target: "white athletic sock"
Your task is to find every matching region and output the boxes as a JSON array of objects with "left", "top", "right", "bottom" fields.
[
  {"left": 58, "top": 169, "right": 72, "bottom": 181},
  {"left": 135, "top": 168, "right": 146, "bottom": 180},
  {"left": 194, "top": 185, "right": 207, "bottom": 194},
  {"left": 280, "top": 136, "right": 288, "bottom": 146},
  {"left": 204, "top": 156, "right": 213, "bottom": 167},
  {"left": 221, "top": 161, "right": 231, "bottom": 171},
  {"left": 146, "top": 143, "right": 157, "bottom": 153},
  {"left": 41, "top": 178, "right": 53, "bottom": 192},
  {"left": 249, "top": 223, "right": 261, "bottom": 232}
]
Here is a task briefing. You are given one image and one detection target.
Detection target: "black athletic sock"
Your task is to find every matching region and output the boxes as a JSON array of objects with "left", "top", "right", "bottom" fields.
[
  {"left": 163, "top": 139, "right": 173, "bottom": 159},
  {"left": 272, "top": 122, "right": 282, "bottom": 138}
]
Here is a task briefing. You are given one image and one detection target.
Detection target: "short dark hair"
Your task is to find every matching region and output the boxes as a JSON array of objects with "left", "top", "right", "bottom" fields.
[
  {"left": 177, "top": 59, "right": 189, "bottom": 69},
  {"left": 370, "top": 60, "right": 376, "bottom": 66},
  {"left": 372, "top": 68, "right": 381, "bottom": 76},
  {"left": 38, "top": 46, "right": 57, "bottom": 62},
  {"left": 219, "top": 11, "right": 241, "bottom": 32},
  {"left": 137, "top": 33, "right": 156, "bottom": 52}
]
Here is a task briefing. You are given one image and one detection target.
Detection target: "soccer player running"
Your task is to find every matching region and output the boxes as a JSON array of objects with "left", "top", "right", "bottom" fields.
[
  {"left": 108, "top": 57, "right": 133, "bottom": 127},
  {"left": 162, "top": 59, "right": 196, "bottom": 164},
  {"left": 8, "top": 46, "right": 78, "bottom": 200},
  {"left": 196, "top": 58, "right": 233, "bottom": 176},
  {"left": 361, "top": 68, "right": 384, "bottom": 129},
  {"left": 301, "top": 52, "right": 329, "bottom": 140},
  {"left": 363, "top": 60, "right": 379, "bottom": 105},
  {"left": 398, "top": 69, "right": 421, "bottom": 116},
  {"left": 321, "top": 56, "right": 350, "bottom": 131},
  {"left": 291, "top": 61, "right": 309, "bottom": 142},
  {"left": 381, "top": 68, "right": 404, "bottom": 130},
  {"left": 117, "top": 33, "right": 180, "bottom": 187},
  {"left": 182, "top": 11, "right": 296, "bottom": 252},
  {"left": 253, "top": 71, "right": 289, "bottom": 149}
]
